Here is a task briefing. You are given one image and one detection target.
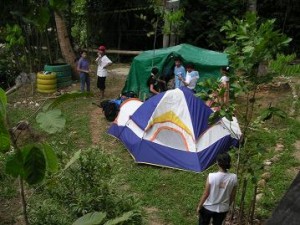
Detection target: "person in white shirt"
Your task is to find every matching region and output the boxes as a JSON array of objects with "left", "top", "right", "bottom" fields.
[
  {"left": 197, "top": 153, "right": 237, "bottom": 225},
  {"left": 178, "top": 63, "right": 199, "bottom": 92},
  {"left": 219, "top": 67, "right": 230, "bottom": 105},
  {"left": 95, "top": 45, "right": 112, "bottom": 98}
]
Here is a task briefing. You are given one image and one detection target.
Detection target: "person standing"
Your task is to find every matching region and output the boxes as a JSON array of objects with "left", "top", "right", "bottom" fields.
[
  {"left": 174, "top": 57, "right": 186, "bottom": 88},
  {"left": 179, "top": 63, "right": 199, "bottom": 92},
  {"left": 77, "top": 50, "right": 90, "bottom": 92},
  {"left": 196, "top": 153, "right": 237, "bottom": 225},
  {"left": 219, "top": 67, "right": 230, "bottom": 105},
  {"left": 95, "top": 45, "right": 112, "bottom": 98}
]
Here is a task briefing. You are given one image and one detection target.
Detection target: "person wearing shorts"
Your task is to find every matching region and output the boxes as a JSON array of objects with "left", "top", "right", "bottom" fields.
[
  {"left": 95, "top": 45, "right": 112, "bottom": 98},
  {"left": 196, "top": 153, "right": 237, "bottom": 225}
]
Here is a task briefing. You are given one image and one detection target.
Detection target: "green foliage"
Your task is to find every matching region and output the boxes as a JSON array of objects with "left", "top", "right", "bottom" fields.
[
  {"left": 137, "top": 3, "right": 185, "bottom": 43},
  {"left": 0, "top": 88, "right": 10, "bottom": 152},
  {"left": 259, "top": 106, "right": 287, "bottom": 121},
  {"left": 42, "top": 143, "right": 59, "bottom": 173},
  {"left": 28, "top": 147, "right": 142, "bottom": 225},
  {"left": 4, "top": 24, "right": 25, "bottom": 48},
  {"left": 0, "top": 88, "right": 7, "bottom": 115},
  {"left": 45, "top": 92, "right": 93, "bottom": 110},
  {"left": 197, "top": 78, "right": 236, "bottom": 123},
  {"left": 163, "top": 9, "right": 185, "bottom": 36},
  {"left": 29, "top": 198, "right": 72, "bottom": 225},
  {"left": 63, "top": 149, "right": 82, "bottom": 171},
  {"left": 72, "top": 212, "right": 107, "bottom": 225},
  {"left": 181, "top": 0, "right": 246, "bottom": 49},
  {"left": 220, "top": 12, "right": 299, "bottom": 223},
  {"left": 103, "top": 211, "right": 136, "bottom": 225},
  {"left": 0, "top": 38, "right": 22, "bottom": 89},
  {"left": 11, "top": 6, "right": 51, "bottom": 31},
  {"left": 5, "top": 144, "right": 58, "bottom": 185},
  {"left": 5, "top": 150, "right": 24, "bottom": 178},
  {"left": 49, "top": 0, "right": 68, "bottom": 11},
  {"left": 269, "top": 53, "right": 300, "bottom": 77},
  {"left": 23, "top": 145, "right": 46, "bottom": 185},
  {"left": 221, "top": 12, "right": 291, "bottom": 84},
  {"left": 1, "top": 24, "right": 26, "bottom": 73},
  {"left": 36, "top": 109, "right": 66, "bottom": 134},
  {"left": 31, "top": 7, "right": 51, "bottom": 31},
  {"left": 71, "top": 0, "right": 88, "bottom": 47}
]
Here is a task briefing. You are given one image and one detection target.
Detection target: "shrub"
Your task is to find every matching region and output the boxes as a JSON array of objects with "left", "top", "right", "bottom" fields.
[{"left": 28, "top": 147, "right": 142, "bottom": 224}]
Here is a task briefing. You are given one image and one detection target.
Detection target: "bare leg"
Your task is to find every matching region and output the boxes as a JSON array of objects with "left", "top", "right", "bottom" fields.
[{"left": 101, "top": 90, "right": 105, "bottom": 99}]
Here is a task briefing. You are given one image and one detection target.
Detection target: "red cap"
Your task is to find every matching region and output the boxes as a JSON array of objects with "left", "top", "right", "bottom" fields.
[{"left": 98, "top": 45, "right": 106, "bottom": 51}]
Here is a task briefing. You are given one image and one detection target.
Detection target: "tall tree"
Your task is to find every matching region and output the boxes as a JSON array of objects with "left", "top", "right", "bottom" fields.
[
  {"left": 248, "top": 0, "right": 257, "bottom": 12},
  {"left": 50, "top": 0, "right": 78, "bottom": 79}
]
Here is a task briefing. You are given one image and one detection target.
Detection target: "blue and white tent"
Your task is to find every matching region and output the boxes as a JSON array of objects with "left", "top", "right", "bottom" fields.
[{"left": 108, "top": 87, "right": 242, "bottom": 172}]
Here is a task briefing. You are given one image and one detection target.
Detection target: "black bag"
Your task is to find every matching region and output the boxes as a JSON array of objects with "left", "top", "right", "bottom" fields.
[{"left": 100, "top": 100, "right": 119, "bottom": 122}]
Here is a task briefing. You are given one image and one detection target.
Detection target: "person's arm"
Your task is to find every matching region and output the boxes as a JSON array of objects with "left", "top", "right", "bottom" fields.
[
  {"left": 103, "top": 62, "right": 112, "bottom": 69},
  {"left": 102, "top": 56, "right": 112, "bottom": 69},
  {"left": 180, "top": 76, "right": 191, "bottom": 86},
  {"left": 157, "top": 77, "right": 166, "bottom": 84},
  {"left": 150, "top": 84, "right": 159, "bottom": 95},
  {"left": 196, "top": 177, "right": 210, "bottom": 214},
  {"left": 77, "top": 66, "right": 89, "bottom": 73},
  {"left": 77, "top": 59, "right": 89, "bottom": 73}
]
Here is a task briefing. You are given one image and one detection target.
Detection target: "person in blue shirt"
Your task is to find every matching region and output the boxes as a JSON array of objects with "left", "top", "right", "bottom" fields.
[
  {"left": 179, "top": 63, "right": 199, "bottom": 92},
  {"left": 77, "top": 50, "right": 91, "bottom": 92},
  {"left": 174, "top": 57, "right": 186, "bottom": 88}
]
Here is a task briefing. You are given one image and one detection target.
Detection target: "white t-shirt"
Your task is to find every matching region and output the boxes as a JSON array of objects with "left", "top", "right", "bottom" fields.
[
  {"left": 96, "top": 55, "right": 112, "bottom": 77},
  {"left": 203, "top": 172, "right": 237, "bottom": 213},
  {"left": 220, "top": 76, "right": 229, "bottom": 83},
  {"left": 185, "top": 71, "right": 199, "bottom": 90}
]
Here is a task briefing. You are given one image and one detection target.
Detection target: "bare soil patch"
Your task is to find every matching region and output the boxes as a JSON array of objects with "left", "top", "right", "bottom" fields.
[{"left": 144, "top": 207, "right": 168, "bottom": 225}]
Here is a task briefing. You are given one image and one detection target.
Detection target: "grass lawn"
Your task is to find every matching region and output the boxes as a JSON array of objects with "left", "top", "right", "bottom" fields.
[{"left": 2, "top": 65, "right": 300, "bottom": 224}]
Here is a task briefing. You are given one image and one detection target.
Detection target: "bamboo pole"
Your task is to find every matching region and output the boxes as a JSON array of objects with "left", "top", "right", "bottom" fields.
[{"left": 87, "top": 49, "right": 141, "bottom": 55}]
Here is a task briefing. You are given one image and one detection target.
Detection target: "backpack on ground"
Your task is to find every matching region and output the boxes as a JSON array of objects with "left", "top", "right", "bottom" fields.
[{"left": 100, "top": 100, "right": 119, "bottom": 122}]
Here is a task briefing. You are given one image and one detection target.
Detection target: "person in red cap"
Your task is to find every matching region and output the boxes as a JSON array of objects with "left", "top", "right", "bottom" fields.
[{"left": 95, "top": 45, "right": 112, "bottom": 98}]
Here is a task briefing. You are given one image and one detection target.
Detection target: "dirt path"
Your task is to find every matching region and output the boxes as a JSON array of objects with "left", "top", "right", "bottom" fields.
[{"left": 88, "top": 67, "right": 166, "bottom": 225}]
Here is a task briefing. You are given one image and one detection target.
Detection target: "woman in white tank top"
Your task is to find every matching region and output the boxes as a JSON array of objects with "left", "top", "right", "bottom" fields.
[{"left": 196, "top": 153, "right": 237, "bottom": 225}]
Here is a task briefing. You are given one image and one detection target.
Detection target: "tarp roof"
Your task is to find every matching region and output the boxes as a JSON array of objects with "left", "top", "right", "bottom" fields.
[{"left": 122, "top": 43, "right": 228, "bottom": 98}]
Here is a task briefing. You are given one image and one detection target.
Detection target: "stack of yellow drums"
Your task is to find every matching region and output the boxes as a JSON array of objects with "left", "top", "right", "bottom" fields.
[{"left": 36, "top": 72, "right": 57, "bottom": 93}]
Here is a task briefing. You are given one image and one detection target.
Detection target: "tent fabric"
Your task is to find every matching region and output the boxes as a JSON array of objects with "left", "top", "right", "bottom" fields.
[
  {"left": 108, "top": 87, "right": 242, "bottom": 172},
  {"left": 122, "top": 43, "right": 229, "bottom": 99}
]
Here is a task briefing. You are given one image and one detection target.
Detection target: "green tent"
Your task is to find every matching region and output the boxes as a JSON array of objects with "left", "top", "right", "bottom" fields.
[{"left": 122, "top": 43, "right": 228, "bottom": 99}]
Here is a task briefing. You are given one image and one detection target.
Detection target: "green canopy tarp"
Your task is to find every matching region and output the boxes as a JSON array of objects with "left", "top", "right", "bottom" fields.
[{"left": 122, "top": 43, "right": 228, "bottom": 99}]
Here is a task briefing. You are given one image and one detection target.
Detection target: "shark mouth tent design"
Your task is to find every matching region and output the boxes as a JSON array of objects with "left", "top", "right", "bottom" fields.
[{"left": 108, "top": 87, "right": 242, "bottom": 172}]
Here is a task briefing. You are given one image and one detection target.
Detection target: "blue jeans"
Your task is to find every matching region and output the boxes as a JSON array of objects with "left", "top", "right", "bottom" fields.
[{"left": 80, "top": 73, "right": 90, "bottom": 92}]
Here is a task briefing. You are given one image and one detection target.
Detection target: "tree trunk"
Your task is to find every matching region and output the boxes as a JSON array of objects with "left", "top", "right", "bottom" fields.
[
  {"left": 248, "top": 0, "right": 257, "bottom": 12},
  {"left": 163, "top": 34, "right": 170, "bottom": 48},
  {"left": 54, "top": 11, "right": 78, "bottom": 79},
  {"left": 170, "top": 33, "right": 176, "bottom": 46}
]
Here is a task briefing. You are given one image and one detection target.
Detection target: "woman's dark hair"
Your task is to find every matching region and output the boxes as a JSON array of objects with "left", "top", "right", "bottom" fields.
[
  {"left": 174, "top": 56, "right": 182, "bottom": 62},
  {"left": 151, "top": 67, "right": 159, "bottom": 75},
  {"left": 221, "top": 66, "right": 230, "bottom": 73},
  {"left": 216, "top": 153, "right": 231, "bottom": 171},
  {"left": 186, "top": 63, "right": 194, "bottom": 69}
]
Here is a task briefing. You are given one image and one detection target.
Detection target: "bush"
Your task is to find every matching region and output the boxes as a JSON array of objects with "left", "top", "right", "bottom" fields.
[
  {"left": 0, "top": 48, "right": 20, "bottom": 90},
  {"left": 28, "top": 147, "right": 142, "bottom": 224}
]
